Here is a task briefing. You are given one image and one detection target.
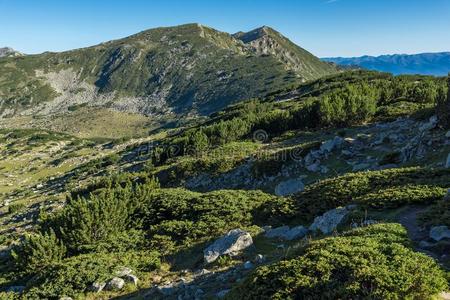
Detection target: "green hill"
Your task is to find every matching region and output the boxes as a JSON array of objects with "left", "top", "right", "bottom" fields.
[{"left": 0, "top": 24, "right": 335, "bottom": 123}]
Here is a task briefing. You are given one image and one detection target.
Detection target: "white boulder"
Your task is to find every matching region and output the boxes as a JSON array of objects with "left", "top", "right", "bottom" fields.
[{"left": 204, "top": 229, "right": 253, "bottom": 263}]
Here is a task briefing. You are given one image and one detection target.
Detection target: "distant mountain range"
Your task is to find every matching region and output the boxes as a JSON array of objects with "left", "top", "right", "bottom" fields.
[
  {"left": 0, "top": 24, "right": 335, "bottom": 119},
  {"left": 323, "top": 52, "right": 450, "bottom": 76}
]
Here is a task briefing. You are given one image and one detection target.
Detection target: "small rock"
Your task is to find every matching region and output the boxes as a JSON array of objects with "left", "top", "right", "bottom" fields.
[
  {"left": 265, "top": 226, "right": 290, "bottom": 239},
  {"left": 274, "top": 178, "right": 304, "bottom": 196},
  {"left": 88, "top": 281, "right": 106, "bottom": 293},
  {"left": 243, "top": 261, "right": 254, "bottom": 269},
  {"left": 204, "top": 229, "right": 253, "bottom": 263},
  {"left": 254, "top": 254, "right": 265, "bottom": 263},
  {"left": 285, "top": 225, "right": 308, "bottom": 240},
  {"left": 320, "top": 136, "right": 343, "bottom": 153},
  {"left": 123, "top": 274, "right": 139, "bottom": 286},
  {"left": 309, "top": 206, "right": 352, "bottom": 235},
  {"left": 193, "top": 268, "right": 211, "bottom": 277},
  {"left": 446, "top": 131, "right": 450, "bottom": 138},
  {"left": 105, "top": 277, "right": 125, "bottom": 291},
  {"left": 430, "top": 226, "right": 450, "bottom": 241},
  {"left": 59, "top": 297, "right": 73, "bottom": 300},
  {"left": 419, "top": 115, "right": 438, "bottom": 132},
  {"left": 216, "top": 289, "right": 231, "bottom": 298}
]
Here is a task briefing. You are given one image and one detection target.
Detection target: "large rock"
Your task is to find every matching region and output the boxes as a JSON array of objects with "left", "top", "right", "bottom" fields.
[
  {"left": 204, "top": 229, "right": 253, "bottom": 263},
  {"left": 88, "top": 281, "right": 106, "bottom": 293},
  {"left": 105, "top": 277, "right": 125, "bottom": 291},
  {"left": 309, "top": 206, "right": 354, "bottom": 234},
  {"left": 430, "top": 226, "right": 450, "bottom": 241},
  {"left": 274, "top": 178, "right": 304, "bottom": 196},
  {"left": 265, "top": 225, "right": 308, "bottom": 240}
]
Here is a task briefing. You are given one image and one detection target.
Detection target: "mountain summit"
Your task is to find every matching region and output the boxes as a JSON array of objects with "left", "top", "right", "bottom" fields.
[
  {"left": 0, "top": 47, "right": 23, "bottom": 58},
  {"left": 0, "top": 24, "right": 335, "bottom": 120}
]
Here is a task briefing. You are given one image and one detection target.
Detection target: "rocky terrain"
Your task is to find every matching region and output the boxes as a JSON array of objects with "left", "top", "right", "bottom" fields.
[{"left": 0, "top": 26, "right": 449, "bottom": 300}]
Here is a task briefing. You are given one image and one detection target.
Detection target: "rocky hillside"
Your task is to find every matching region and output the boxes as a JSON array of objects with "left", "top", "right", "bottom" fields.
[
  {"left": 0, "top": 70, "right": 449, "bottom": 299},
  {"left": 323, "top": 52, "right": 450, "bottom": 76},
  {"left": 0, "top": 24, "right": 335, "bottom": 122},
  {"left": 0, "top": 47, "right": 23, "bottom": 58}
]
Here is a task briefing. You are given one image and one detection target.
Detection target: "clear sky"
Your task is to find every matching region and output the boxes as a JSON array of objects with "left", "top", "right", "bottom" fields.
[{"left": 1, "top": 0, "right": 449, "bottom": 57}]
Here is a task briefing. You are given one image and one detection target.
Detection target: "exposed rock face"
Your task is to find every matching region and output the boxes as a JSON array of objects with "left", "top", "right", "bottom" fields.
[
  {"left": 204, "top": 229, "right": 253, "bottom": 263},
  {"left": 446, "top": 153, "right": 450, "bottom": 169},
  {"left": 429, "top": 226, "right": 450, "bottom": 241},
  {"left": 309, "top": 206, "right": 355, "bottom": 234},
  {"left": 274, "top": 178, "right": 305, "bottom": 196}
]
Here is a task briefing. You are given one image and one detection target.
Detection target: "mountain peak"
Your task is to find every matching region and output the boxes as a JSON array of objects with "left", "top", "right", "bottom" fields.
[{"left": 0, "top": 47, "right": 23, "bottom": 58}]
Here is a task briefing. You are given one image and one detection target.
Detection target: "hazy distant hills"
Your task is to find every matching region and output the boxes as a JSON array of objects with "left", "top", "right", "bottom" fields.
[
  {"left": 0, "top": 24, "right": 335, "bottom": 119},
  {"left": 323, "top": 52, "right": 450, "bottom": 76}
]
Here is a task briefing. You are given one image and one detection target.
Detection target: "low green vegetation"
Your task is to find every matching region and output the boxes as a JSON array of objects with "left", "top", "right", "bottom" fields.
[{"left": 227, "top": 224, "right": 447, "bottom": 300}]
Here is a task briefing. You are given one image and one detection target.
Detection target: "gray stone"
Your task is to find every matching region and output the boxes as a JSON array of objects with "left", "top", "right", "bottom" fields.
[
  {"left": 309, "top": 206, "right": 352, "bottom": 235},
  {"left": 446, "top": 131, "right": 450, "bottom": 138},
  {"left": 88, "top": 281, "right": 106, "bottom": 293},
  {"left": 430, "top": 226, "right": 450, "bottom": 241},
  {"left": 59, "top": 297, "right": 73, "bottom": 300},
  {"left": 105, "top": 277, "right": 125, "bottom": 291},
  {"left": 306, "top": 162, "right": 321, "bottom": 172},
  {"left": 204, "top": 229, "right": 253, "bottom": 263},
  {"left": 274, "top": 178, "right": 304, "bottom": 196},
  {"left": 285, "top": 225, "right": 308, "bottom": 240},
  {"left": 254, "top": 254, "right": 265, "bottom": 263},
  {"left": 243, "top": 261, "right": 254, "bottom": 269},
  {"left": 123, "top": 274, "right": 139, "bottom": 286},
  {"left": 265, "top": 226, "right": 290, "bottom": 239},
  {"left": 265, "top": 225, "right": 307, "bottom": 240},
  {"left": 216, "top": 289, "right": 231, "bottom": 298}
]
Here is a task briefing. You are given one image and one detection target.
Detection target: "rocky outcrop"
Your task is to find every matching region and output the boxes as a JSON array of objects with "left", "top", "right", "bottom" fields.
[
  {"left": 204, "top": 229, "right": 253, "bottom": 263},
  {"left": 0, "top": 47, "right": 23, "bottom": 58}
]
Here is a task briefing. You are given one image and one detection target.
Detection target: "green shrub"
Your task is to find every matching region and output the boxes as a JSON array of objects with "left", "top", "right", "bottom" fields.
[
  {"left": 142, "top": 189, "right": 279, "bottom": 246},
  {"left": 7, "top": 203, "right": 25, "bottom": 214},
  {"left": 227, "top": 224, "right": 447, "bottom": 300},
  {"left": 355, "top": 185, "right": 446, "bottom": 208},
  {"left": 24, "top": 251, "right": 160, "bottom": 298},
  {"left": 292, "top": 167, "right": 450, "bottom": 221},
  {"left": 12, "top": 230, "right": 66, "bottom": 275}
]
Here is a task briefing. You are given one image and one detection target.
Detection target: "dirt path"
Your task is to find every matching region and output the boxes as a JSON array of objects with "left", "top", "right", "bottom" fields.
[{"left": 395, "top": 206, "right": 442, "bottom": 262}]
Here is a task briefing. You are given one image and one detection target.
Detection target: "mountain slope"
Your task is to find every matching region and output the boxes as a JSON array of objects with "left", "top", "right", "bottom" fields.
[
  {"left": 0, "top": 47, "right": 23, "bottom": 58},
  {"left": 0, "top": 24, "right": 336, "bottom": 121},
  {"left": 323, "top": 52, "right": 450, "bottom": 76}
]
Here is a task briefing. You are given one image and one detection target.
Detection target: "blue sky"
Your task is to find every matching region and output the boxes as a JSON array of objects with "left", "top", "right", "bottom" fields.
[{"left": 1, "top": 0, "right": 449, "bottom": 57}]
